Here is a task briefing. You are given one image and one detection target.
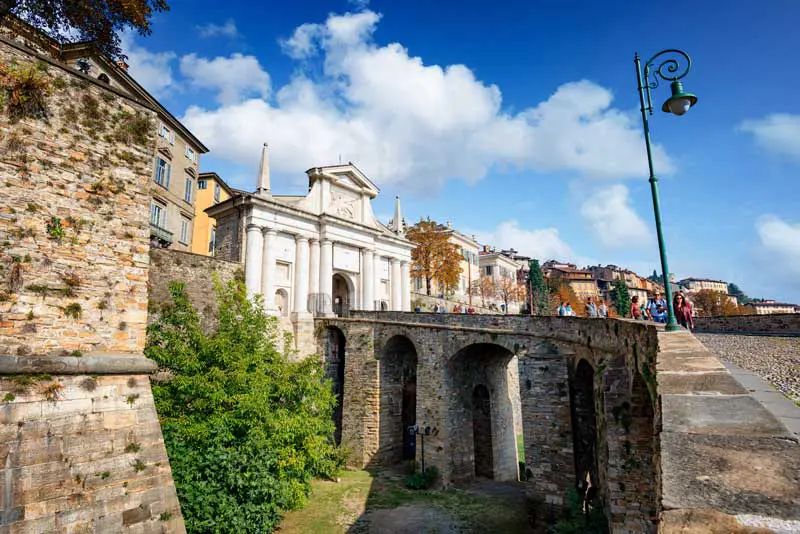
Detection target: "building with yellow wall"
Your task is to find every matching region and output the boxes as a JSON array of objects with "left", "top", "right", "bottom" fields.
[{"left": 191, "top": 172, "right": 234, "bottom": 256}]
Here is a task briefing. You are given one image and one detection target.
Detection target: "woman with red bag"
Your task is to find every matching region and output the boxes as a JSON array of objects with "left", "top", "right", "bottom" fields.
[{"left": 673, "top": 292, "right": 694, "bottom": 330}]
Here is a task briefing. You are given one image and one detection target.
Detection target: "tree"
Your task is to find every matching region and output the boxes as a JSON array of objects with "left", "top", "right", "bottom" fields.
[
  {"left": 3, "top": 0, "right": 169, "bottom": 60},
  {"left": 528, "top": 259, "right": 550, "bottom": 316},
  {"left": 475, "top": 275, "right": 497, "bottom": 308},
  {"left": 497, "top": 277, "right": 525, "bottom": 313},
  {"left": 407, "top": 218, "right": 462, "bottom": 296},
  {"left": 611, "top": 280, "right": 631, "bottom": 318},
  {"left": 145, "top": 280, "right": 344, "bottom": 533},
  {"left": 727, "top": 283, "right": 750, "bottom": 305},
  {"left": 548, "top": 280, "right": 583, "bottom": 316},
  {"left": 692, "top": 289, "right": 746, "bottom": 317},
  {"left": 648, "top": 270, "right": 660, "bottom": 282}
]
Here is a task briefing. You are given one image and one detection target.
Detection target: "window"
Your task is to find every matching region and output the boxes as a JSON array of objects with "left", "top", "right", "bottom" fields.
[
  {"left": 158, "top": 124, "right": 175, "bottom": 144},
  {"left": 209, "top": 227, "right": 216, "bottom": 253},
  {"left": 97, "top": 73, "right": 110, "bottom": 84},
  {"left": 150, "top": 202, "right": 165, "bottom": 228},
  {"left": 485, "top": 265, "right": 494, "bottom": 276},
  {"left": 213, "top": 183, "right": 221, "bottom": 203},
  {"left": 185, "top": 146, "right": 196, "bottom": 162},
  {"left": 179, "top": 218, "right": 190, "bottom": 244},
  {"left": 184, "top": 176, "right": 193, "bottom": 203},
  {"left": 154, "top": 157, "right": 170, "bottom": 188},
  {"left": 198, "top": 179, "right": 208, "bottom": 190}
]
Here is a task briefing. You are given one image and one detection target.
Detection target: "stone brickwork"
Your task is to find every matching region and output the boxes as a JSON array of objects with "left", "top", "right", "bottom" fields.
[
  {"left": 693, "top": 313, "right": 800, "bottom": 336},
  {"left": 0, "top": 36, "right": 186, "bottom": 531},
  {"left": 317, "top": 312, "right": 799, "bottom": 533},
  {"left": 148, "top": 248, "right": 241, "bottom": 332}
]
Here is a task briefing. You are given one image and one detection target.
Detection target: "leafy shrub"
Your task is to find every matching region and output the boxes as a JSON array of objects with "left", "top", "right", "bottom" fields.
[
  {"left": 146, "top": 280, "right": 345, "bottom": 533},
  {"left": 0, "top": 62, "right": 50, "bottom": 121},
  {"left": 404, "top": 466, "right": 439, "bottom": 490}
]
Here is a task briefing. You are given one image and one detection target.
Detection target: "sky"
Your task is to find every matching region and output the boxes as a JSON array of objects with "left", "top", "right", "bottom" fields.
[{"left": 121, "top": 0, "right": 800, "bottom": 303}]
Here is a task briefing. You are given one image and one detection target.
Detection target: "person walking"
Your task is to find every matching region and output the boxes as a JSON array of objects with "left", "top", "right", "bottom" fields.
[
  {"left": 648, "top": 293, "right": 667, "bottom": 323},
  {"left": 558, "top": 301, "right": 567, "bottom": 316},
  {"left": 598, "top": 299, "right": 608, "bottom": 318},
  {"left": 565, "top": 303, "right": 574, "bottom": 316},
  {"left": 630, "top": 295, "right": 644, "bottom": 320},
  {"left": 673, "top": 292, "right": 694, "bottom": 330}
]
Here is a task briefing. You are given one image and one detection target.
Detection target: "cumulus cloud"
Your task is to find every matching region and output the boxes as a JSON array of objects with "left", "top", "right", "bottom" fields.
[
  {"left": 755, "top": 215, "right": 800, "bottom": 284},
  {"left": 739, "top": 114, "right": 800, "bottom": 162},
  {"left": 181, "top": 9, "right": 672, "bottom": 190},
  {"left": 472, "top": 220, "right": 576, "bottom": 262},
  {"left": 580, "top": 184, "right": 651, "bottom": 248},
  {"left": 120, "top": 32, "right": 176, "bottom": 98},
  {"left": 180, "top": 53, "right": 271, "bottom": 105},
  {"left": 197, "top": 19, "right": 239, "bottom": 39}
]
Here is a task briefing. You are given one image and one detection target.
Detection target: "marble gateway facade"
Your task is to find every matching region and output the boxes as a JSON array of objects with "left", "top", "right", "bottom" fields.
[{"left": 208, "top": 146, "right": 414, "bottom": 354}]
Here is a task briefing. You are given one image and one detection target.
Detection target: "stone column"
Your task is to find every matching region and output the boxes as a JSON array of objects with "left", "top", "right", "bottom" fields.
[
  {"left": 373, "top": 255, "right": 382, "bottom": 310},
  {"left": 319, "top": 239, "right": 333, "bottom": 315},
  {"left": 401, "top": 261, "right": 410, "bottom": 311},
  {"left": 244, "top": 223, "right": 264, "bottom": 300},
  {"left": 309, "top": 238, "right": 320, "bottom": 314},
  {"left": 261, "top": 228, "right": 278, "bottom": 312},
  {"left": 391, "top": 258, "right": 402, "bottom": 311},
  {"left": 293, "top": 236, "right": 310, "bottom": 316},
  {"left": 362, "top": 249, "right": 374, "bottom": 311}
]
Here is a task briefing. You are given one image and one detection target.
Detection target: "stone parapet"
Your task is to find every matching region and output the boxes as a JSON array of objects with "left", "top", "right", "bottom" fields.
[{"left": 693, "top": 313, "right": 800, "bottom": 336}]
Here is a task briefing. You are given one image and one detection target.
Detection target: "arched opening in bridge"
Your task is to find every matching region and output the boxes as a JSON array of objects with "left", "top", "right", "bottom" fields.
[
  {"left": 445, "top": 343, "right": 519, "bottom": 483},
  {"left": 378, "top": 335, "right": 418, "bottom": 465},
  {"left": 472, "top": 384, "right": 493, "bottom": 478},
  {"left": 324, "top": 326, "right": 346, "bottom": 445},
  {"left": 332, "top": 273, "right": 351, "bottom": 317},
  {"left": 569, "top": 359, "right": 598, "bottom": 503}
]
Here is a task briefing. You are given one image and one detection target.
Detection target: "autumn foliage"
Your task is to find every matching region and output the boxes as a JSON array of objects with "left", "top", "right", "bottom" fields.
[
  {"left": 407, "top": 218, "right": 462, "bottom": 296},
  {"left": 691, "top": 290, "right": 746, "bottom": 317},
  {"left": 548, "top": 280, "right": 584, "bottom": 316}
]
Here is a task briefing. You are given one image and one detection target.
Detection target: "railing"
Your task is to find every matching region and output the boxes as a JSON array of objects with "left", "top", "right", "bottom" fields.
[{"left": 149, "top": 223, "right": 173, "bottom": 245}]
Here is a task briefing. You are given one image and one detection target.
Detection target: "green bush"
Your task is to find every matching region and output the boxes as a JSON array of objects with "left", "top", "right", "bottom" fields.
[
  {"left": 146, "top": 280, "right": 345, "bottom": 533},
  {"left": 550, "top": 488, "right": 608, "bottom": 534},
  {"left": 404, "top": 466, "right": 439, "bottom": 490}
]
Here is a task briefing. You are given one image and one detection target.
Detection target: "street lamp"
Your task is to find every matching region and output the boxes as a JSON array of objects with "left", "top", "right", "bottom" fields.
[{"left": 635, "top": 49, "right": 697, "bottom": 332}]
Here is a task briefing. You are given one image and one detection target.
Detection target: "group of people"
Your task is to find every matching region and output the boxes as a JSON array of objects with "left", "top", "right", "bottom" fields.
[
  {"left": 558, "top": 292, "right": 695, "bottom": 330},
  {"left": 630, "top": 291, "right": 694, "bottom": 329},
  {"left": 415, "top": 303, "right": 477, "bottom": 314}
]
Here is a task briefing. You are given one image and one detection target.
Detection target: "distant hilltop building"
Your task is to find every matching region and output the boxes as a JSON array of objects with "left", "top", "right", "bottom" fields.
[
  {"left": 678, "top": 278, "right": 729, "bottom": 294},
  {"left": 745, "top": 301, "right": 799, "bottom": 315}
]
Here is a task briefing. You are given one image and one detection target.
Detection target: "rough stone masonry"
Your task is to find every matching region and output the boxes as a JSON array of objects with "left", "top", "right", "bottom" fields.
[{"left": 0, "top": 34, "right": 186, "bottom": 532}]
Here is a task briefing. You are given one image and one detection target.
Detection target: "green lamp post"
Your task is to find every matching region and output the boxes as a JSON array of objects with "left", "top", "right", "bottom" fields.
[{"left": 635, "top": 49, "right": 697, "bottom": 331}]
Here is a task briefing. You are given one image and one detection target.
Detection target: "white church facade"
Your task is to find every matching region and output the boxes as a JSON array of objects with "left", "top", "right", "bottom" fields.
[{"left": 207, "top": 145, "right": 414, "bottom": 353}]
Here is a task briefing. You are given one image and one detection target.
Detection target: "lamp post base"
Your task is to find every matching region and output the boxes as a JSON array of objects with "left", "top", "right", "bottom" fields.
[{"left": 665, "top": 321, "right": 682, "bottom": 332}]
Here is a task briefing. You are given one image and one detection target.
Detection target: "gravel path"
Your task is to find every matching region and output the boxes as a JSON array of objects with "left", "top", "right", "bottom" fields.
[{"left": 695, "top": 333, "right": 800, "bottom": 404}]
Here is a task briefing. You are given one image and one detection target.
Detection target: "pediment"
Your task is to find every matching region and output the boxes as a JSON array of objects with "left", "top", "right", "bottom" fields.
[
  {"left": 307, "top": 164, "right": 380, "bottom": 198},
  {"left": 157, "top": 146, "right": 173, "bottom": 160}
]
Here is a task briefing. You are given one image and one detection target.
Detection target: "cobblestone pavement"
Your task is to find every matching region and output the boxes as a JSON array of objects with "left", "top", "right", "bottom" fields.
[{"left": 695, "top": 333, "right": 800, "bottom": 403}]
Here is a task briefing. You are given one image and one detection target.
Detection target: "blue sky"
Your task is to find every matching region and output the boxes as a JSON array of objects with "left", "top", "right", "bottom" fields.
[{"left": 123, "top": 0, "right": 800, "bottom": 302}]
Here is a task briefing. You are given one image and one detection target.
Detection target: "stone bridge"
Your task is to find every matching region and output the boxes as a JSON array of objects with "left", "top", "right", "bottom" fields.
[{"left": 316, "top": 311, "right": 800, "bottom": 533}]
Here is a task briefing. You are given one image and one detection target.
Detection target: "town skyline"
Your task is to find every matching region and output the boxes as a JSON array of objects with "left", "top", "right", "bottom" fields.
[{"left": 119, "top": 0, "right": 800, "bottom": 303}]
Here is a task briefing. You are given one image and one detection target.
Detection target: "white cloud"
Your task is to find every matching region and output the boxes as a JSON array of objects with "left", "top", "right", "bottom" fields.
[
  {"left": 580, "top": 184, "right": 651, "bottom": 248},
  {"left": 120, "top": 32, "right": 176, "bottom": 98},
  {"left": 739, "top": 114, "right": 800, "bottom": 162},
  {"left": 472, "top": 220, "right": 576, "bottom": 262},
  {"left": 347, "top": 0, "right": 371, "bottom": 10},
  {"left": 183, "top": 9, "right": 673, "bottom": 191},
  {"left": 197, "top": 19, "right": 239, "bottom": 39},
  {"left": 180, "top": 53, "right": 271, "bottom": 105},
  {"left": 755, "top": 215, "right": 800, "bottom": 283}
]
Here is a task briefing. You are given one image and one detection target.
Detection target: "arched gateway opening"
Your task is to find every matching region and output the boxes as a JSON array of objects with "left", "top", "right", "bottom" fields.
[
  {"left": 446, "top": 343, "right": 519, "bottom": 483},
  {"left": 324, "top": 326, "right": 346, "bottom": 445},
  {"left": 332, "top": 273, "right": 351, "bottom": 317},
  {"left": 378, "top": 335, "right": 418, "bottom": 464},
  {"left": 569, "top": 359, "right": 598, "bottom": 502}
]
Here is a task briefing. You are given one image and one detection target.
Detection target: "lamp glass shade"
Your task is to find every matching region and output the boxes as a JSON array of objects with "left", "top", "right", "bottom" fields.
[
  {"left": 661, "top": 80, "right": 697, "bottom": 115},
  {"left": 668, "top": 97, "right": 692, "bottom": 116}
]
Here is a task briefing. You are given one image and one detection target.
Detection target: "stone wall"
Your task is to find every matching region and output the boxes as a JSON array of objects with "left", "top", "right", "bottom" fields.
[
  {"left": 0, "top": 35, "right": 186, "bottom": 531},
  {"left": 693, "top": 313, "right": 800, "bottom": 336},
  {"left": 148, "top": 248, "right": 241, "bottom": 331}
]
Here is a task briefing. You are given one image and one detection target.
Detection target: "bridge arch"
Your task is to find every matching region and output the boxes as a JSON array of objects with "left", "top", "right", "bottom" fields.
[
  {"left": 569, "top": 358, "right": 598, "bottom": 504},
  {"left": 445, "top": 342, "right": 519, "bottom": 483},
  {"left": 323, "top": 325, "right": 346, "bottom": 445},
  {"left": 377, "top": 335, "right": 418, "bottom": 465}
]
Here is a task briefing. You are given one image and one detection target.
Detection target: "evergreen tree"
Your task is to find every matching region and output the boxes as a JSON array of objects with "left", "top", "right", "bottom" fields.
[
  {"left": 727, "top": 283, "right": 750, "bottom": 305},
  {"left": 528, "top": 259, "right": 550, "bottom": 315},
  {"left": 648, "top": 270, "right": 660, "bottom": 282},
  {"left": 611, "top": 280, "right": 631, "bottom": 317}
]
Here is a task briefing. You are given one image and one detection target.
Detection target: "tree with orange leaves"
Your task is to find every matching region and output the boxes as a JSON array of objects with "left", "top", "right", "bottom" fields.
[
  {"left": 406, "top": 218, "right": 462, "bottom": 297},
  {"left": 496, "top": 277, "right": 525, "bottom": 313}
]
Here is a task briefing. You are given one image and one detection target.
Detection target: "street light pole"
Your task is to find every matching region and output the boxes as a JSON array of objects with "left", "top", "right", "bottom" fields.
[{"left": 634, "top": 49, "right": 697, "bottom": 332}]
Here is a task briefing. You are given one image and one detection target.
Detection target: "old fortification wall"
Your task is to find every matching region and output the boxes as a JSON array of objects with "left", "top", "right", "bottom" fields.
[
  {"left": 0, "top": 35, "right": 185, "bottom": 531},
  {"left": 148, "top": 249, "right": 241, "bottom": 331},
  {"left": 693, "top": 313, "right": 800, "bottom": 336}
]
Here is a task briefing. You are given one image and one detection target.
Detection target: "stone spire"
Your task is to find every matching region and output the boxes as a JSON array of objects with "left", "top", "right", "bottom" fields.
[
  {"left": 256, "top": 143, "right": 271, "bottom": 196},
  {"left": 393, "top": 196, "right": 404, "bottom": 236}
]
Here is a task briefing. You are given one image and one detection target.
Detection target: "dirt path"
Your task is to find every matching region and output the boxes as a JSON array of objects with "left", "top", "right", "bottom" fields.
[{"left": 278, "top": 469, "right": 530, "bottom": 534}]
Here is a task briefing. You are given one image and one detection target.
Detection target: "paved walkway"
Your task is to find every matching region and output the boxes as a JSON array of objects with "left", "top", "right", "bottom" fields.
[{"left": 723, "top": 360, "right": 800, "bottom": 438}]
